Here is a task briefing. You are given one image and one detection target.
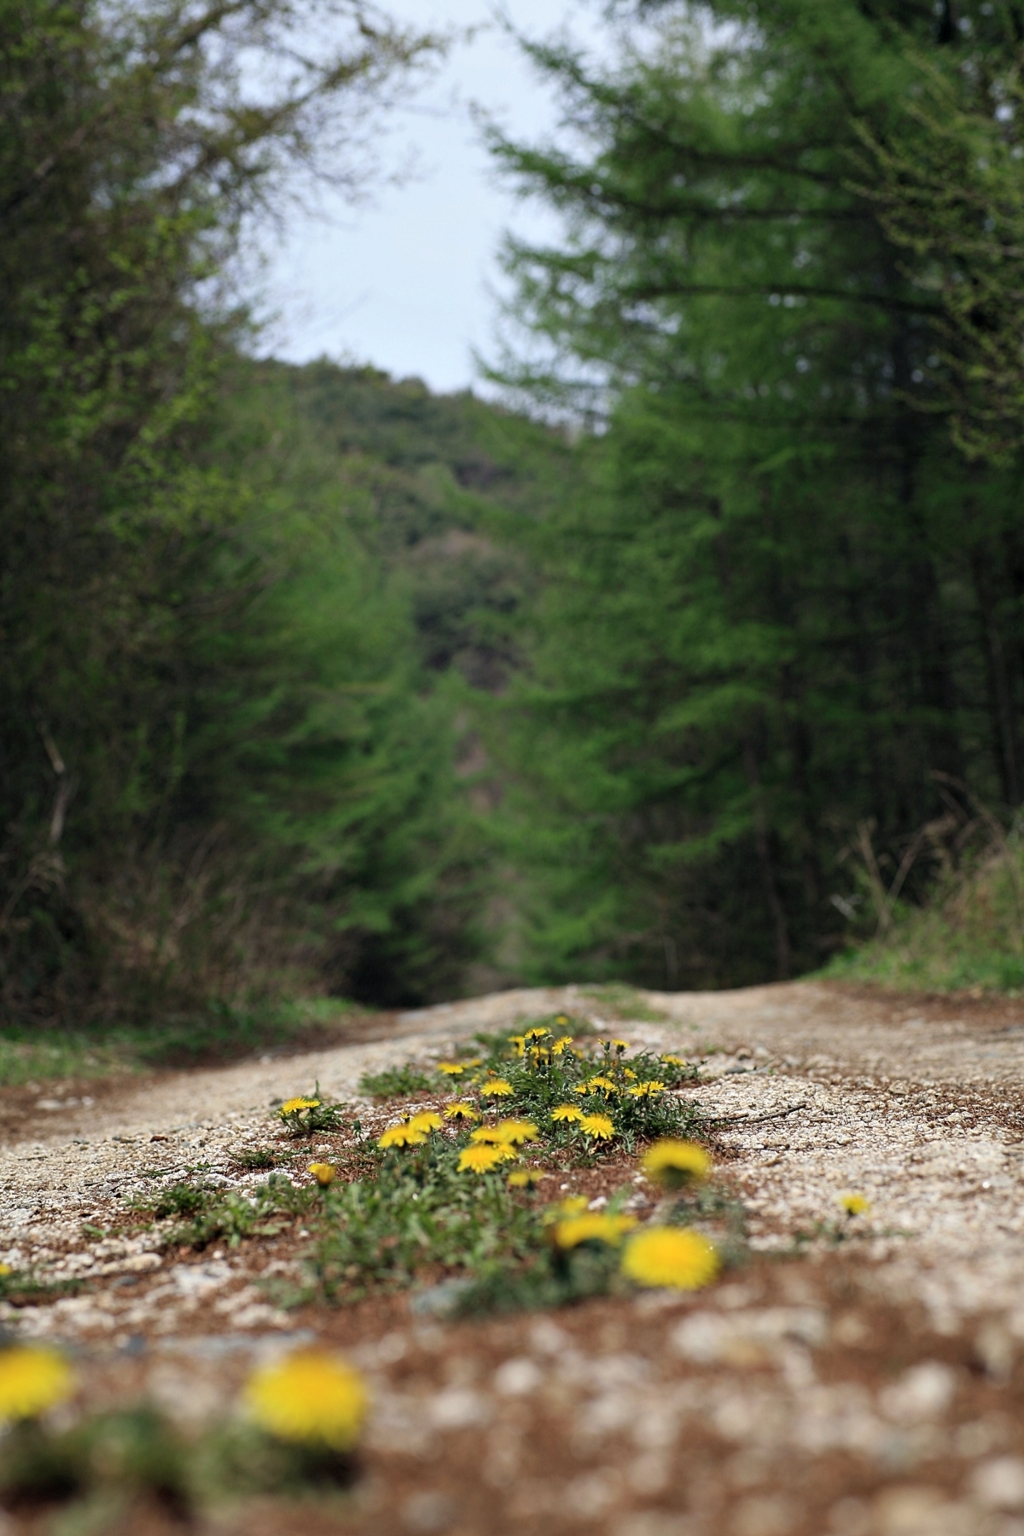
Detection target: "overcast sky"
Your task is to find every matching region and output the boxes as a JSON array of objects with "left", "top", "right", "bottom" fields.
[{"left": 260, "top": 1, "right": 601, "bottom": 393}]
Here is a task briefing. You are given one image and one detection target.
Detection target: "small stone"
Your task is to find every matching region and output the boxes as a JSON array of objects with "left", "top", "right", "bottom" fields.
[
  {"left": 122, "top": 1252, "right": 161, "bottom": 1273},
  {"left": 971, "top": 1457, "right": 1024, "bottom": 1511},
  {"left": 401, "top": 1490, "right": 457, "bottom": 1532},
  {"left": 731, "top": 1496, "right": 797, "bottom": 1536},
  {"left": 427, "top": 1387, "right": 490, "bottom": 1431},
  {"left": 874, "top": 1486, "right": 975, "bottom": 1536},
  {"left": 974, "top": 1321, "right": 1015, "bottom": 1384},
  {"left": 493, "top": 1357, "right": 542, "bottom": 1396},
  {"left": 827, "top": 1497, "right": 871, "bottom": 1535},
  {"left": 878, "top": 1362, "right": 956, "bottom": 1423}
]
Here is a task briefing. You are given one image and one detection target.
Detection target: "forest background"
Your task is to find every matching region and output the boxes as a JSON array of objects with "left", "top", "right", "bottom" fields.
[{"left": 4, "top": 0, "right": 1024, "bottom": 1061}]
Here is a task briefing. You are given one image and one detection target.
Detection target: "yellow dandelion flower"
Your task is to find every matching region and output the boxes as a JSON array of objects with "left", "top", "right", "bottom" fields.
[
  {"left": 408, "top": 1111, "right": 443, "bottom": 1134},
  {"left": 507, "top": 1169, "right": 544, "bottom": 1188},
  {"left": 838, "top": 1192, "right": 871, "bottom": 1217},
  {"left": 244, "top": 1351, "right": 366, "bottom": 1451},
  {"left": 621, "top": 1227, "right": 720, "bottom": 1291},
  {"left": 553, "top": 1212, "right": 637, "bottom": 1249},
  {"left": 469, "top": 1125, "right": 504, "bottom": 1143},
  {"left": 524, "top": 1026, "right": 550, "bottom": 1041},
  {"left": 0, "top": 1265, "right": 12, "bottom": 1278},
  {"left": 308, "top": 1162, "right": 336, "bottom": 1188},
  {"left": 556, "top": 1195, "right": 589, "bottom": 1216},
  {"left": 606, "top": 1039, "right": 629, "bottom": 1052},
  {"left": 623, "top": 1067, "right": 638, "bottom": 1079},
  {"left": 640, "top": 1139, "right": 712, "bottom": 1188},
  {"left": 551, "top": 1035, "right": 574, "bottom": 1055},
  {"left": 480, "top": 1079, "right": 514, "bottom": 1098},
  {"left": 0, "top": 1348, "right": 75, "bottom": 1421},
  {"left": 555, "top": 1014, "right": 569, "bottom": 1024},
  {"left": 458, "top": 1143, "right": 515, "bottom": 1174},
  {"left": 509, "top": 1035, "right": 527, "bottom": 1057},
  {"left": 580, "top": 1113, "right": 615, "bottom": 1140},
  {"left": 574, "top": 1075, "right": 616, "bottom": 1096},
  {"left": 377, "top": 1122, "right": 427, "bottom": 1150},
  {"left": 661, "top": 1054, "right": 687, "bottom": 1067},
  {"left": 492, "top": 1119, "right": 538, "bottom": 1144},
  {"left": 463, "top": 1058, "right": 482, "bottom": 1068},
  {"left": 280, "top": 1097, "right": 320, "bottom": 1116},
  {"left": 436, "top": 1063, "right": 465, "bottom": 1076},
  {"left": 550, "top": 1104, "right": 584, "bottom": 1123},
  {"left": 627, "top": 1080, "right": 666, "bottom": 1099},
  {"left": 444, "top": 1102, "right": 479, "bottom": 1122}
]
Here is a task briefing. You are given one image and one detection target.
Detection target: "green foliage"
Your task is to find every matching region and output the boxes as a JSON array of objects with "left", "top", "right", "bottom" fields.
[
  {"left": 358, "top": 1064, "right": 437, "bottom": 1099},
  {"left": 0, "top": 1402, "right": 358, "bottom": 1521},
  {"left": 313, "top": 1142, "right": 541, "bottom": 1298},
  {"left": 849, "top": 5, "right": 1024, "bottom": 459},
  {"left": 0, "top": 0, "right": 521, "bottom": 1024},
  {"left": 149, "top": 1184, "right": 213, "bottom": 1222},
  {"left": 0, "top": 1407, "right": 196, "bottom": 1519},
  {"left": 133, "top": 1173, "right": 317, "bottom": 1250},
  {"left": 462, "top": 1025, "right": 701, "bottom": 1148},
  {"left": 233, "top": 1149, "right": 281, "bottom": 1172},
  {"left": 480, "top": 0, "right": 1024, "bottom": 991},
  {"left": 0, "top": 997, "right": 367, "bottom": 1084},
  {"left": 827, "top": 821, "right": 1024, "bottom": 992}
]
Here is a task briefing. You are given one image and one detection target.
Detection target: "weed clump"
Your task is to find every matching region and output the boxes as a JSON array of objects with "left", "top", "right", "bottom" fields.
[
  {"left": 128, "top": 1023, "right": 725, "bottom": 1319},
  {"left": 358, "top": 1063, "right": 436, "bottom": 1099},
  {"left": 277, "top": 1083, "right": 342, "bottom": 1136},
  {"left": 233, "top": 1148, "right": 279, "bottom": 1171}
]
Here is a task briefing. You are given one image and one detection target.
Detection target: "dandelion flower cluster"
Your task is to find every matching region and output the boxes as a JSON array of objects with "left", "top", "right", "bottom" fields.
[
  {"left": 458, "top": 1143, "right": 515, "bottom": 1174},
  {"left": 640, "top": 1139, "right": 712, "bottom": 1188},
  {"left": 279, "top": 1097, "right": 320, "bottom": 1116},
  {"left": 492, "top": 1119, "right": 538, "bottom": 1145},
  {"left": 552, "top": 1212, "right": 637, "bottom": 1249},
  {"left": 308, "top": 1162, "right": 336, "bottom": 1188},
  {"left": 838, "top": 1192, "right": 871, "bottom": 1217},
  {"left": 507, "top": 1169, "right": 544, "bottom": 1188},
  {"left": 579, "top": 1113, "right": 615, "bottom": 1140},
  {"left": 378, "top": 1121, "right": 426, "bottom": 1150},
  {"left": 551, "top": 1104, "right": 584, "bottom": 1124},
  {"left": 621, "top": 1227, "right": 719, "bottom": 1290},
  {"left": 444, "top": 1102, "right": 479, "bottom": 1122},
  {"left": 244, "top": 1351, "right": 367, "bottom": 1451},
  {"left": 479, "top": 1079, "right": 514, "bottom": 1099},
  {"left": 661, "top": 1054, "right": 687, "bottom": 1068},
  {"left": 0, "top": 1347, "right": 75, "bottom": 1422},
  {"left": 575, "top": 1076, "right": 616, "bottom": 1097},
  {"left": 627, "top": 1080, "right": 665, "bottom": 1098}
]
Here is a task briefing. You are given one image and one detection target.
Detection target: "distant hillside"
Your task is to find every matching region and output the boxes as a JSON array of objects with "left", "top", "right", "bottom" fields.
[{"left": 216, "top": 357, "right": 577, "bottom": 692}]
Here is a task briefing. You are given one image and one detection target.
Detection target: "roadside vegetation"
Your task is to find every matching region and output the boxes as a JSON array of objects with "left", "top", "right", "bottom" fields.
[
  {"left": 117, "top": 1016, "right": 727, "bottom": 1317},
  {"left": 827, "top": 825, "right": 1024, "bottom": 994}
]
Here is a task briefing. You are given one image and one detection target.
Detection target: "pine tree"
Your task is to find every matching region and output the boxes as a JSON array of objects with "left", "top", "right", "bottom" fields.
[{"left": 484, "top": 0, "right": 1024, "bottom": 986}]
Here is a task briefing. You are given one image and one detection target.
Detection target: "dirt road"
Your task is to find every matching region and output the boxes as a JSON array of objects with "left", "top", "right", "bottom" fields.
[{"left": 0, "top": 980, "right": 1022, "bottom": 1535}]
